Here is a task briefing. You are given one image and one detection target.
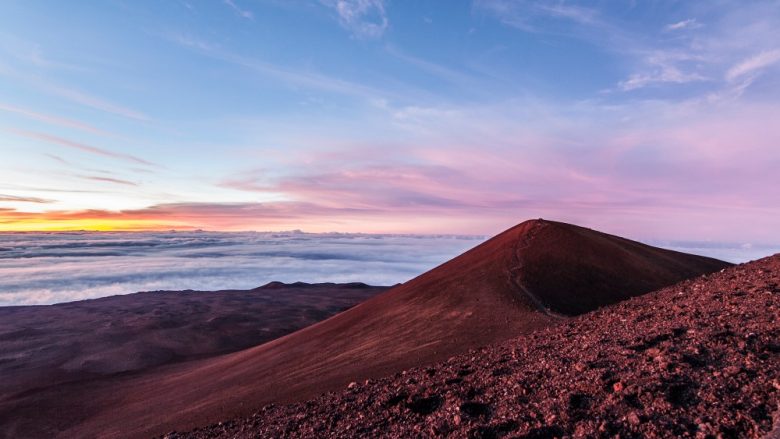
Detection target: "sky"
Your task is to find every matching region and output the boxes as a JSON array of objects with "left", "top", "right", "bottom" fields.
[{"left": 0, "top": 1, "right": 779, "bottom": 242}]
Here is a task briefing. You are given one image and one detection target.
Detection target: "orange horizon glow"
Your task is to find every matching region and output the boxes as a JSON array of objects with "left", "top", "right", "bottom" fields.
[
  {"left": 0, "top": 208, "right": 195, "bottom": 232},
  {"left": 3, "top": 201, "right": 780, "bottom": 242},
  {"left": 0, "top": 201, "right": 516, "bottom": 235},
  {"left": 0, "top": 218, "right": 195, "bottom": 232}
]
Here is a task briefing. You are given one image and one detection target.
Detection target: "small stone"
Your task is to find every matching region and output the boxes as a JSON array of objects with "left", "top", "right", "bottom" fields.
[
  {"left": 627, "top": 412, "right": 641, "bottom": 425},
  {"left": 646, "top": 348, "right": 661, "bottom": 357},
  {"left": 347, "top": 381, "right": 358, "bottom": 389},
  {"left": 612, "top": 381, "right": 624, "bottom": 393},
  {"left": 453, "top": 414, "right": 461, "bottom": 426}
]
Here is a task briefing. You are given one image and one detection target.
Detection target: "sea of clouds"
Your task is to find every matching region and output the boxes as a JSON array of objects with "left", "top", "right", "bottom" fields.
[
  {"left": 1, "top": 231, "right": 777, "bottom": 306},
  {"left": 0, "top": 231, "right": 487, "bottom": 306}
]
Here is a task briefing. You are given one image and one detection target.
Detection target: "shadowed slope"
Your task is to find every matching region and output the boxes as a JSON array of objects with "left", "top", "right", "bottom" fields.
[
  {"left": 0, "top": 282, "right": 384, "bottom": 400},
  {"left": 3, "top": 220, "right": 730, "bottom": 438},
  {"left": 0, "top": 283, "right": 386, "bottom": 439},
  {"left": 514, "top": 221, "right": 730, "bottom": 315}
]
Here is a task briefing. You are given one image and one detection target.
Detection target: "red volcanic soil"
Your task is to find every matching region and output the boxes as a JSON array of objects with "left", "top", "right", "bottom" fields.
[
  {"left": 0, "top": 283, "right": 386, "bottom": 437},
  {"left": 185, "top": 254, "right": 780, "bottom": 439},
  {"left": 5, "top": 219, "right": 729, "bottom": 439}
]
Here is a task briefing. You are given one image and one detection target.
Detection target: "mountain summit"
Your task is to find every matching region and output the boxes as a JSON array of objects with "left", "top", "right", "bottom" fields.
[{"left": 5, "top": 219, "right": 730, "bottom": 438}]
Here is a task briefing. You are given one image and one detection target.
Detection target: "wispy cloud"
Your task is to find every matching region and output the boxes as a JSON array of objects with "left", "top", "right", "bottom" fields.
[
  {"left": 217, "top": 89, "right": 780, "bottom": 241},
  {"left": 223, "top": 0, "right": 254, "bottom": 20},
  {"left": 321, "top": 0, "right": 388, "bottom": 38},
  {"left": 43, "top": 153, "right": 70, "bottom": 165},
  {"left": 9, "top": 129, "right": 154, "bottom": 166},
  {"left": 726, "top": 49, "right": 780, "bottom": 81},
  {"left": 167, "top": 32, "right": 390, "bottom": 101},
  {"left": 665, "top": 18, "right": 701, "bottom": 31},
  {"left": 221, "top": 164, "right": 483, "bottom": 210},
  {"left": 79, "top": 176, "right": 138, "bottom": 186},
  {"left": 479, "top": 1, "right": 778, "bottom": 98},
  {"left": 534, "top": 2, "right": 598, "bottom": 25},
  {"left": 0, "top": 183, "right": 108, "bottom": 194},
  {"left": 0, "top": 103, "right": 111, "bottom": 136},
  {"left": 0, "top": 194, "right": 55, "bottom": 203},
  {"left": 0, "top": 35, "right": 84, "bottom": 72},
  {"left": 616, "top": 47, "right": 710, "bottom": 91},
  {"left": 618, "top": 64, "right": 708, "bottom": 91},
  {"left": 0, "top": 63, "right": 149, "bottom": 122},
  {"left": 45, "top": 85, "right": 150, "bottom": 121},
  {"left": 474, "top": 0, "right": 601, "bottom": 33},
  {"left": 384, "top": 45, "right": 481, "bottom": 89}
]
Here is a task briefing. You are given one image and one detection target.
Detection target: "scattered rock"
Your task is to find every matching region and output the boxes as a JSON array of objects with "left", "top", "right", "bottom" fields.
[{"left": 179, "top": 255, "right": 780, "bottom": 439}]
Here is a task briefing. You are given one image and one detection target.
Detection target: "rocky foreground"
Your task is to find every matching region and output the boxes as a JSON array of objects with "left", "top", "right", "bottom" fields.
[{"left": 182, "top": 255, "right": 780, "bottom": 438}]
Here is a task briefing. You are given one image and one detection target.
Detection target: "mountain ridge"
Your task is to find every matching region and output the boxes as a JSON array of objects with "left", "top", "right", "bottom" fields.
[
  {"left": 184, "top": 254, "right": 780, "bottom": 438},
  {"left": 0, "top": 219, "right": 731, "bottom": 438},
  {"left": 51, "top": 219, "right": 729, "bottom": 438}
]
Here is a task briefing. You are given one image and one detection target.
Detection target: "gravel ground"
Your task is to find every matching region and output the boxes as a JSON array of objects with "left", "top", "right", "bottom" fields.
[{"left": 178, "top": 254, "right": 780, "bottom": 439}]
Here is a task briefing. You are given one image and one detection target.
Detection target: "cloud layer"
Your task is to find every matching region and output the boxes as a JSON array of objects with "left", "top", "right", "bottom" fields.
[
  {"left": 0, "top": 231, "right": 485, "bottom": 305},
  {"left": 1, "top": 231, "right": 776, "bottom": 306}
]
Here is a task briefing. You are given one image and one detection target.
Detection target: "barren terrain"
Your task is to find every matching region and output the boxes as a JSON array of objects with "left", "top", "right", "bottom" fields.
[
  {"left": 0, "top": 219, "right": 729, "bottom": 438},
  {"left": 0, "top": 282, "right": 386, "bottom": 437},
  {"left": 185, "top": 254, "right": 780, "bottom": 438}
]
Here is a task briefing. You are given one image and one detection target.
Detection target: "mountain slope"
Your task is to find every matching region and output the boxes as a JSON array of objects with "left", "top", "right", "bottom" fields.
[
  {"left": 189, "top": 254, "right": 780, "bottom": 438},
  {"left": 0, "top": 283, "right": 387, "bottom": 439},
  {"left": 0, "top": 282, "right": 385, "bottom": 399},
  {"left": 2, "top": 219, "right": 730, "bottom": 438}
]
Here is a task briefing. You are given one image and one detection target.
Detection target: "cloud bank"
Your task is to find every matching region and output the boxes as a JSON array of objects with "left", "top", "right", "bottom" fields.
[
  {"left": 0, "top": 231, "right": 485, "bottom": 305},
  {"left": 1, "top": 231, "right": 776, "bottom": 306}
]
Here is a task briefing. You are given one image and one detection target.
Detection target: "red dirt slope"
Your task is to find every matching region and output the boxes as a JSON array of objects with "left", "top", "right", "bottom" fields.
[
  {"left": 188, "top": 254, "right": 780, "bottom": 439},
  {"left": 2, "top": 219, "right": 729, "bottom": 438}
]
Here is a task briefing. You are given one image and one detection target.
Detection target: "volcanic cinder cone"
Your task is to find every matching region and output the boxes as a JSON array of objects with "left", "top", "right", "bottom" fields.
[
  {"left": 3, "top": 219, "right": 730, "bottom": 439},
  {"left": 192, "top": 254, "right": 780, "bottom": 439}
]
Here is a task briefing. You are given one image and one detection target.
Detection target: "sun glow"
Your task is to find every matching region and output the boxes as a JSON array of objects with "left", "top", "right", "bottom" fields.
[{"left": 0, "top": 216, "right": 192, "bottom": 232}]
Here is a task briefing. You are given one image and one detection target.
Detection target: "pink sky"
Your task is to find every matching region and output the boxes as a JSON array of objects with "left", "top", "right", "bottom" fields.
[{"left": 1, "top": 1, "right": 779, "bottom": 243}]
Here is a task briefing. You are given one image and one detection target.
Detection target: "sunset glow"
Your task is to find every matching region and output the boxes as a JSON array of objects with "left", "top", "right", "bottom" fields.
[
  {"left": 0, "top": 217, "right": 185, "bottom": 232},
  {"left": 1, "top": 1, "right": 779, "bottom": 241}
]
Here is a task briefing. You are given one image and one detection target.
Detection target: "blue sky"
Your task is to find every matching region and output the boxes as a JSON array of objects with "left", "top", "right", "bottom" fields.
[{"left": 1, "top": 1, "right": 779, "bottom": 241}]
